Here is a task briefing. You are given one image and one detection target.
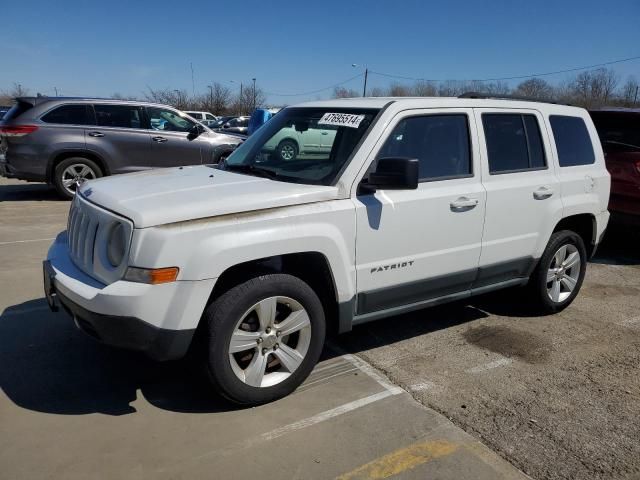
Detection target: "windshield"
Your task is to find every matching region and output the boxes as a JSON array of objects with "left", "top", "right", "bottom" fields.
[{"left": 222, "top": 107, "right": 379, "bottom": 185}]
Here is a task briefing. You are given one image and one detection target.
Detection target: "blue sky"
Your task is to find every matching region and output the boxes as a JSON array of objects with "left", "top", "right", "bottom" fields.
[{"left": 1, "top": 0, "right": 639, "bottom": 104}]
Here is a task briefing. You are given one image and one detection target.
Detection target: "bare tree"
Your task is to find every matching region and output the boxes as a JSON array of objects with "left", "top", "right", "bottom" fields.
[
  {"left": 565, "top": 68, "right": 618, "bottom": 108},
  {"left": 232, "top": 84, "right": 266, "bottom": 115},
  {"left": 206, "top": 82, "right": 232, "bottom": 115},
  {"left": 514, "top": 78, "right": 555, "bottom": 100},
  {"left": 332, "top": 86, "right": 359, "bottom": 98},
  {"left": 368, "top": 87, "right": 386, "bottom": 97},
  {"left": 618, "top": 76, "right": 638, "bottom": 107},
  {"left": 412, "top": 80, "right": 437, "bottom": 97},
  {"left": 388, "top": 83, "right": 411, "bottom": 96}
]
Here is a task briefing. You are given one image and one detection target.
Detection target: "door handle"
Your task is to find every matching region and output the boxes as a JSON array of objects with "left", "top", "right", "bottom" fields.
[
  {"left": 321, "top": 131, "right": 329, "bottom": 135},
  {"left": 152, "top": 136, "right": 168, "bottom": 143},
  {"left": 450, "top": 197, "right": 479, "bottom": 210},
  {"left": 87, "top": 131, "right": 104, "bottom": 137},
  {"left": 533, "top": 186, "right": 554, "bottom": 200}
]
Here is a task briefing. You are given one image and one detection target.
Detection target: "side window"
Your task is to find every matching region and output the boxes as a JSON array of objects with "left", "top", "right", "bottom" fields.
[
  {"left": 188, "top": 112, "right": 202, "bottom": 119},
  {"left": 550, "top": 115, "right": 596, "bottom": 167},
  {"left": 147, "top": 107, "right": 196, "bottom": 133},
  {"left": 482, "top": 114, "right": 547, "bottom": 174},
  {"left": 376, "top": 114, "right": 472, "bottom": 181},
  {"left": 41, "top": 105, "right": 92, "bottom": 125},
  {"left": 205, "top": 113, "right": 216, "bottom": 120},
  {"left": 94, "top": 105, "right": 142, "bottom": 129},
  {"left": 591, "top": 113, "right": 640, "bottom": 153}
]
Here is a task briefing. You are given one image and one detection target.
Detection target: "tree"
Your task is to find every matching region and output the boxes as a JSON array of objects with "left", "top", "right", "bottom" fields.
[
  {"left": 619, "top": 76, "right": 639, "bottom": 107},
  {"left": 231, "top": 83, "right": 266, "bottom": 115},
  {"left": 412, "top": 81, "right": 437, "bottom": 97},
  {"left": 206, "top": 82, "right": 232, "bottom": 115},
  {"left": 565, "top": 68, "right": 618, "bottom": 108},
  {"left": 387, "top": 83, "right": 411, "bottom": 96},
  {"left": 514, "top": 78, "right": 554, "bottom": 100},
  {"left": 332, "top": 86, "right": 359, "bottom": 98}
]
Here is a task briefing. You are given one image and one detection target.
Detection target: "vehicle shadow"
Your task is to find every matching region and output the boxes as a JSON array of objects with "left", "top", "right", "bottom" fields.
[
  {"left": 0, "top": 183, "right": 63, "bottom": 202},
  {"left": 0, "top": 298, "right": 240, "bottom": 416},
  {"left": 590, "top": 221, "right": 640, "bottom": 266},
  {"left": 1, "top": 297, "right": 492, "bottom": 417}
]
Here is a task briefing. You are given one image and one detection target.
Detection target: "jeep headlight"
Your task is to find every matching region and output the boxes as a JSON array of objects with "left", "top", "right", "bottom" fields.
[{"left": 107, "top": 222, "right": 126, "bottom": 267}]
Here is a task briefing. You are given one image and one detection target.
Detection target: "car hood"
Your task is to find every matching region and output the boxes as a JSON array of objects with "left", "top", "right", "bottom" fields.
[{"left": 77, "top": 166, "right": 340, "bottom": 228}]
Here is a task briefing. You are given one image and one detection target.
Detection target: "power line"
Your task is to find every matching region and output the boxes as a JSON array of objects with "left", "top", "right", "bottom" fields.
[
  {"left": 264, "top": 72, "right": 364, "bottom": 97},
  {"left": 369, "top": 54, "right": 640, "bottom": 83}
]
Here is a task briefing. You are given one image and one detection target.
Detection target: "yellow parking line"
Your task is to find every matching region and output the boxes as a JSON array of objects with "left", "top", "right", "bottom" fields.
[{"left": 336, "top": 439, "right": 459, "bottom": 480}]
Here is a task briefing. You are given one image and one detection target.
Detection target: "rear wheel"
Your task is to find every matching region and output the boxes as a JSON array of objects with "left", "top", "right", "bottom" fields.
[
  {"left": 529, "top": 230, "right": 587, "bottom": 313},
  {"left": 276, "top": 140, "right": 298, "bottom": 161},
  {"left": 53, "top": 157, "right": 102, "bottom": 199},
  {"left": 204, "top": 273, "right": 325, "bottom": 405}
]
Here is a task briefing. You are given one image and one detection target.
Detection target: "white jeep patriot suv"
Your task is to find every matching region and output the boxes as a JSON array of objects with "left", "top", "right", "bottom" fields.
[{"left": 44, "top": 96, "right": 610, "bottom": 404}]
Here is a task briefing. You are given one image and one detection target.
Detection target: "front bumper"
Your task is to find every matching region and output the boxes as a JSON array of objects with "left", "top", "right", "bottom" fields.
[{"left": 45, "top": 232, "right": 216, "bottom": 361}]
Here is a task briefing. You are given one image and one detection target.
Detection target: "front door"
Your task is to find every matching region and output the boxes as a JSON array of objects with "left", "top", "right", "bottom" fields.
[
  {"left": 146, "top": 106, "right": 203, "bottom": 167},
  {"left": 354, "top": 109, "right": 486, "bottom": 317}
]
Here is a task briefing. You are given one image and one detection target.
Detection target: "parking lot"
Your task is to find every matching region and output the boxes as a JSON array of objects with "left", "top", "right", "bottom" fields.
[{"left": 1, "top": 177, "right": 639, "bottom": 480}]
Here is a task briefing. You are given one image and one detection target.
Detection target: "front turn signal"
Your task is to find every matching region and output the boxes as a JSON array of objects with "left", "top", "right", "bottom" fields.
[{"left": 124, "top": 267, "right": 179, "bottom": 284}]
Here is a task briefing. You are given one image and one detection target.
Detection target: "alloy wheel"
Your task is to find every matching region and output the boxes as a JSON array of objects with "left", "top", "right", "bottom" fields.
[
  {"left": 61, "top": 164, "right": 96, "bottom": 195},
  {"left": 228, "top": 296, "right": 311, "bottom": 388},
  {"left": 546, "top": 244, "right": 581, "bottom": 303}
]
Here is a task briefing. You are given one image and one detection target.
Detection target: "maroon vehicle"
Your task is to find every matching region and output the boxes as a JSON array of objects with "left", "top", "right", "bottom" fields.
[{"left": 590, "top": 109, "right": 640, "bottom": 224}]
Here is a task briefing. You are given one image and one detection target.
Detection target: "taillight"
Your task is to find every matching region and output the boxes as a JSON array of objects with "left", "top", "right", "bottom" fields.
[
  {"left": 635, "top": 160, "right": 640, "bottom": 176},
  {"left": 0, "top": 125, "right": 39, "bottom": 137}
]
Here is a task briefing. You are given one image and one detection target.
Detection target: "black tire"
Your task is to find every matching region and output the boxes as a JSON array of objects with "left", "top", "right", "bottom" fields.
[
  {"left": 53, "top": 157, "right": 103, "bottom": 200},
  {"left": 204, "top": 273, "right": 326, "bottom": 405},
  {"left": 276, "top": 139, "right": 298, "bottom": 161},
  {"left": 528, "top": 230, "right": 587, "bottom": 313}
]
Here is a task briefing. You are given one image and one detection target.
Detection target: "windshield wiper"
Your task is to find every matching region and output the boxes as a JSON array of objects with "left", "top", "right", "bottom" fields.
[{"left": 224, "top": 163, "right": 281, "bottom": 180}]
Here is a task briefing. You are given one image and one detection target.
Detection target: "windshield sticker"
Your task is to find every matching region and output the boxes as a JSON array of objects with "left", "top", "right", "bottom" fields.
[{"left": 318, "top": 112, "right": 365, "bottom": 129}]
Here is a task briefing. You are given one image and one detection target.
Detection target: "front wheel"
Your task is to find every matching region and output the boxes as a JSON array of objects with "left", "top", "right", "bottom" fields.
[
  {"left": 276, "top": 140, "right": 298, "bottom": 161},
  {"left": 204, "top": 274, "right": 326, "bottom": 405},
  {"left": 528, "top": 230, "right": 587, "bottom": 313}
]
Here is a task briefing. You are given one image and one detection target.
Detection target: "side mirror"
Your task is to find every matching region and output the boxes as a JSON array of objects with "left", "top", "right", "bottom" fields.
[
  {"left": 187, "top": 124, "right": 204, "bottom": 140},
  {"left": 367, "top": 157, "right": 419, "bottom": 190}
]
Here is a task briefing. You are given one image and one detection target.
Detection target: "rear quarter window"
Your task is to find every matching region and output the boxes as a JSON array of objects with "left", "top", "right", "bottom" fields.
[
  {"left": 41, "top": 105, "right": 92, "bottom": 125},
  {"left": 550, "top": 115, "right": 596, "bottom": 167},
  {"left": 2, "top": 101, "right": 33, "bottom": 122}
]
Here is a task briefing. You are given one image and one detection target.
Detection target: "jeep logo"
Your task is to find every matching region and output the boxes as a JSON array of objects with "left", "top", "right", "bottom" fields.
[{"left": 371, "top": 261, "right": 414, "bottom": 273}]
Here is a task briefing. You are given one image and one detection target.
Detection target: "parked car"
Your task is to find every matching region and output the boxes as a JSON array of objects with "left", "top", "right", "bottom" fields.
[
  {"left": 261, "top": 119, "right": 336, "bottom": 161},
  {"left": 43, "top": 96, "right": 610, "bottom": 405},
  {"left": 0, "top": 106, "right": 11, "bottom": 119},
  {"left": 589, "top": 108, "right": 640, "bottom": 224},
  {"left": 221, "top": 116, "right": 249, "bottom": 135},
  {"left": 0, "top": 97, "right": 243, "bottom": 198},
  {"left": 210, "top": 116, "right": 235, "bottom": 130},
  {"left": 184, "top": 111, "right": 218, "bottom": 127}
]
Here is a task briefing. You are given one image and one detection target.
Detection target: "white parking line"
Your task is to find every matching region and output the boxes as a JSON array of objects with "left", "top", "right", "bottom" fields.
[
  {"left": 261, "top": 389, "right": 398, "bottom": 442},
  {"left": 0, "top": 237, "right": 55, "bottom": 246},
  {"left": 466, "top": 357, "right": 513, "bottom": 374},
  {"left": 341, "top": 353, "right": 404, "bottom": 394}
]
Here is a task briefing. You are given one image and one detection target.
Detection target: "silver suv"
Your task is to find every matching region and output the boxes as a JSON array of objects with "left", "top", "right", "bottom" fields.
[{"left": 0, "top": 97, "right": 243, "bottom": 198}]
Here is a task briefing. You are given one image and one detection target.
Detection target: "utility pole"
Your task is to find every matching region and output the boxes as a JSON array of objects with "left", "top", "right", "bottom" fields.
[
  {"left": 54, "top": 86, "right": 58, "bottom": 96},
  {"left": 635, "top": 86, "right": 639, "bottom": 106},
  {"left": 252, "top": 78, "right": 257, "bottom": 111},
  {"left": 208, "top": 84, "right": 213, "bottom": 109},
  {"left": 363, "top": 68, "right": 368, "bottom": 97},
  {"left": 190, "top": 62, "right": 195, "bottom": 96}
]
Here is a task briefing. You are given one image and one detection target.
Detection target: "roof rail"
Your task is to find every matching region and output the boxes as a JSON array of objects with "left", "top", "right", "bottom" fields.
[{"left": 458, "top": 91, "right": 568, "bottom": 105}]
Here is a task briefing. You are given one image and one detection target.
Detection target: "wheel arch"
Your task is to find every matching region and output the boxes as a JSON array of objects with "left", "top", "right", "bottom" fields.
[
  {"left": 552, "top": 213, "right": 596, "bottom": 258},
  {"left": 208, "top": 252, "right": 344, "bottom": 335},
  {"left": 47, "top": 150, "right": 110, "bottom": 183}
]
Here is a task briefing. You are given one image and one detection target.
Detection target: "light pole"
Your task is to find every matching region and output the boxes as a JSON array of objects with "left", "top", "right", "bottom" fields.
[
  {"left": 352, "top": 63, "right": 368, "bottom": 97},
  {"left": 252, "top": 78, "right": 257, "bottom": 111},
  {"left": 173, "top": 89, "right": 182, "bottom": 108},
  {"left": 207, "top": 84, "right": 214, "bottom": 110}
]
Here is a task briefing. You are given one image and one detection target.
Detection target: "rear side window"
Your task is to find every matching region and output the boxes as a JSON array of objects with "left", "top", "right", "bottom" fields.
[
  {"left": 550, "top": 115, "right": 595, "bottom": 167},
  {"left": 589, "top": 112, "right": 640, "bottom": 154},
  {"left": 482, "top": 114, "right": 547, "bottom": 174},
  {"left": 188, "top": 112, "right": 203, "bottom": 119},
  {"left": 41, "top": 105, "right": 92, "bottom": 125},
  {"left": 205, "top": 113, "right": 216, "bottom": 120},
  {"left": 94, "top": 105, "right": 142, "bottom": 129},
  {"left": 376, "top": 114, "right": 471, "bottom": 181}
]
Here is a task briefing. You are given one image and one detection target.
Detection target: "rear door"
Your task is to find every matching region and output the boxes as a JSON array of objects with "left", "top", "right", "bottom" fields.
[
  {"left": 85, "top": 104, "right": 152, "bottom": 174},
  {"left": 354, "top": 109, "right": 485, "bottom": 317},
  {"left": 474, "top": 108, "right": 563, "bottom": 287},
  {"left": 146, "top": 106, "right": 203, "bottom": 167}
]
